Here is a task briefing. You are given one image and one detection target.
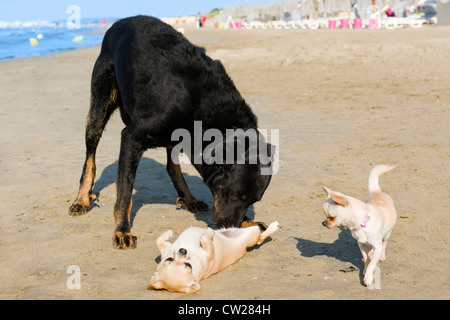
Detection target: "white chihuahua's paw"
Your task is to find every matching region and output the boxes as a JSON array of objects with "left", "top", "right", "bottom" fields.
[
  {"left": 203, "top": 228, "right": 215, "bottom": 240},
  {"left": 165, "top": 229, "right": 174, "bottom": 239},
  {"left": 266, "top": 221, "right": 279, "bottom": 233},
  {"left": 156, "top": 229, "right": 174, "bottom": 253},
  {"left": 257, "top": 221, "right": 279, "bottom": 245},
  {"left": 156, "top": 229, "right": 173, "bottom": 241},
  {"left": 200, "top": 228, "right": 215, "bottom": 245}
]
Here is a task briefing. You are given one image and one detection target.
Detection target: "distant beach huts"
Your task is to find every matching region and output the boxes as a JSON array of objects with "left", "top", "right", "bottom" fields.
[{"left": 162, "top": 16, "right": 196, "bottom": 25}]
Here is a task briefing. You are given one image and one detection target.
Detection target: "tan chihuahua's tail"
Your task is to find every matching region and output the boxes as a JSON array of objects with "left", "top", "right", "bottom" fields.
[{"left": 368, "top": 164, "right": 396, "bottom": 194}]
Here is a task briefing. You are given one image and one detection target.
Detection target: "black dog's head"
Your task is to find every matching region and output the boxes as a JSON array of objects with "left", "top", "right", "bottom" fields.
[
  {"left": 210, "top": 164, "right": 272, "bottom": 228},
  {"left": 203, "top": 136, "right": 275, "bottom": 228}
]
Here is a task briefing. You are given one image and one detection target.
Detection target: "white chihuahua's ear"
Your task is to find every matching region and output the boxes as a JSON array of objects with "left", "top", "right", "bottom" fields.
[
  {"left": 184, "top": 282, "right": 201, "bottom": 294},
  {"left": 156, "top": 230, "right": 173, "bottom": 253},
  {"left": 330, "top": 192, "right": 348, "bottom": 207},
  {"left": 148, "top": 275, "right": 164, "bottom": 290}
]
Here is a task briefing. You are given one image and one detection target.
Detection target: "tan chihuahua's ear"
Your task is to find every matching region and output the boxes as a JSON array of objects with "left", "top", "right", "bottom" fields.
[
  {"left": 322, "top": 186, "right": 332, "bottom": 194},
  {"left": 330, "top": 192, "right": 348, "bottom": 207}
]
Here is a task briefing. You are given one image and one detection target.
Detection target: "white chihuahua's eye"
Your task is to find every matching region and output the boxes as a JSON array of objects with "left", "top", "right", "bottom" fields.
[
  {"left": 185, "top": 262, "right": 192, "bottom": 269},
  {"left": 165, "top": 257, "right": 174, "bottom": 262}
]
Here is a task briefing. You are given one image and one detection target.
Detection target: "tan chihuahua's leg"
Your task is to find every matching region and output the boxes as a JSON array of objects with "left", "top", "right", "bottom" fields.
[
  {"left": 358, "top": 242, "right": 370, "bottom": 274},
  {"left": 364, "top": 241, "right": 383, "bottom": 288}
]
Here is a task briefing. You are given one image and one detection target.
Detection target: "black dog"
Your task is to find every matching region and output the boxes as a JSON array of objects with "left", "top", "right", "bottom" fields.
[{"left": 69, "top": 16, "right": 273, "bottom": 249}]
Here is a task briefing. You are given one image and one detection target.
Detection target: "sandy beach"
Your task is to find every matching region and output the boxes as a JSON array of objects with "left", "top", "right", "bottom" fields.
[{"left": 0, "top": 24, "right": 449, "bottom": 300}]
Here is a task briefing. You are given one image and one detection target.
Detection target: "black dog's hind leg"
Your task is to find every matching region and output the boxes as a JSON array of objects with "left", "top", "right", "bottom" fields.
[
  {"left": 69, "top": 57, "right": 118, "bottom": 216},
  {"left": 166, "top": 147, "right": 208, "bottom": 212},
  {"left": 112, "top": 127, "right": 144, "bottom": 249}
]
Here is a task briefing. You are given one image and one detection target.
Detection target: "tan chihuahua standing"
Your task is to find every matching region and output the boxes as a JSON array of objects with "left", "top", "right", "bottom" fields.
[{"left": 322, "top": 164, "right": 397, "bottom": 289}]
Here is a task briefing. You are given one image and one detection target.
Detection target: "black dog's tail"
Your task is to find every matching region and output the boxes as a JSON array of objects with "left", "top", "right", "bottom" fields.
[{"left": 87, "top": 26, "right": 123, "bottom": 127}]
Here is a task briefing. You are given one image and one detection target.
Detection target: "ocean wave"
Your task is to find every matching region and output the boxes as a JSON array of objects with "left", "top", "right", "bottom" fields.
[
  {"left": 0, "top": 18, "right": 114, "bottom": 61},
  {"left": 0, "top": 20, "right": 59, "bottom": 29},
  {"left": 0, "top": 18, "right": 116, "bottom": 30}
]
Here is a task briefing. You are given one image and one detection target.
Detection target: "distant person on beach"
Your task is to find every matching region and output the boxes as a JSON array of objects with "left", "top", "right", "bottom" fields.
[{"left": 197, "top": 13, "right": 206, "bottom": 28}]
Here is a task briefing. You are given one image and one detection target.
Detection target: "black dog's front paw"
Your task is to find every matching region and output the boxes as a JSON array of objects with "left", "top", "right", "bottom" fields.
[
  {"left": 69, "top": 202, "right": 89, "bottom": 216},
  {"left": 176, "top": 197, "right": 209, "bottom": 212},
  {"left": 113, "top": 231, "right": 137, "bottom": 249},
  {"left": 69, "top": 194, "right": 97, "bottom": 216}
]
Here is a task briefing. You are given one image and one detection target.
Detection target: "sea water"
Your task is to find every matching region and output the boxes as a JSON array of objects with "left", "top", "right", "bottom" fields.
[{"left": 0, "top": 19, "right": 113, "bottom": 61}]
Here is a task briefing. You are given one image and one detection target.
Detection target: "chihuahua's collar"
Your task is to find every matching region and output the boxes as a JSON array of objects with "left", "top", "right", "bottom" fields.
[{"left": 352, "top": 215, "right": 371, "bottom": 231}]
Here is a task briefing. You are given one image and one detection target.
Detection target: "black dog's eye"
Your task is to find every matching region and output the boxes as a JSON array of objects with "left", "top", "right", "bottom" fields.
[
  {"left": 230, "top": 190, "right": 239, "bottom": 200},
  {"left": 230, "top": 190, "right": 247, "bottom": 201},
  {"left": 185, "top": 262, "right": 192, "bottom": 268},
  {"left": 165, "top": 257, "right": 174, "bottom": 262}
]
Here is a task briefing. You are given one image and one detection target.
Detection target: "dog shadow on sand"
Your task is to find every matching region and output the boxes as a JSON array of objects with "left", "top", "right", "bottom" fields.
[
  {"left": 90, "top": 157, "right": 211, "bottom": 226},
  {"left": 294, "top": 229, "right": 366, "bottom": 285},
  {"left": 90, "top": 157, "right": 258, "bottom": 228}
]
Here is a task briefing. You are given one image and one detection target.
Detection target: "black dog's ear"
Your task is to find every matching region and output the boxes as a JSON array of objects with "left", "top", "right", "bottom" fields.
[
  {"left": 263, "top": 142, "right": 275, "bottom": 164},
  {"left": 257, "top": 140, "right": 276, "bottom": 177},
  {"left": 203, "top": 166, "right": 225, "bottom": 189}
]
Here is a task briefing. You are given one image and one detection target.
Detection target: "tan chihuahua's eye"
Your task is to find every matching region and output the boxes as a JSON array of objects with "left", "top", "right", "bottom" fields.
[{"left": 185, "top": 262, "right": 192, "bottom": 268}]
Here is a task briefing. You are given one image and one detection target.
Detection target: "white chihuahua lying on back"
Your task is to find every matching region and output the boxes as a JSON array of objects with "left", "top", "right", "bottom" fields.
[
  {"left": 148, "top": 221, "right": 279, "bottom": 293},
  {"left": 322, "top": 164, "right": 397, "bottom": 289}
]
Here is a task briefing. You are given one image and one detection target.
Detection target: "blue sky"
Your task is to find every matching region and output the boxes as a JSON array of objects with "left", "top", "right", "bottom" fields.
[{"left": 0, "top": 0, "right": 254, "bottom": 21}]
